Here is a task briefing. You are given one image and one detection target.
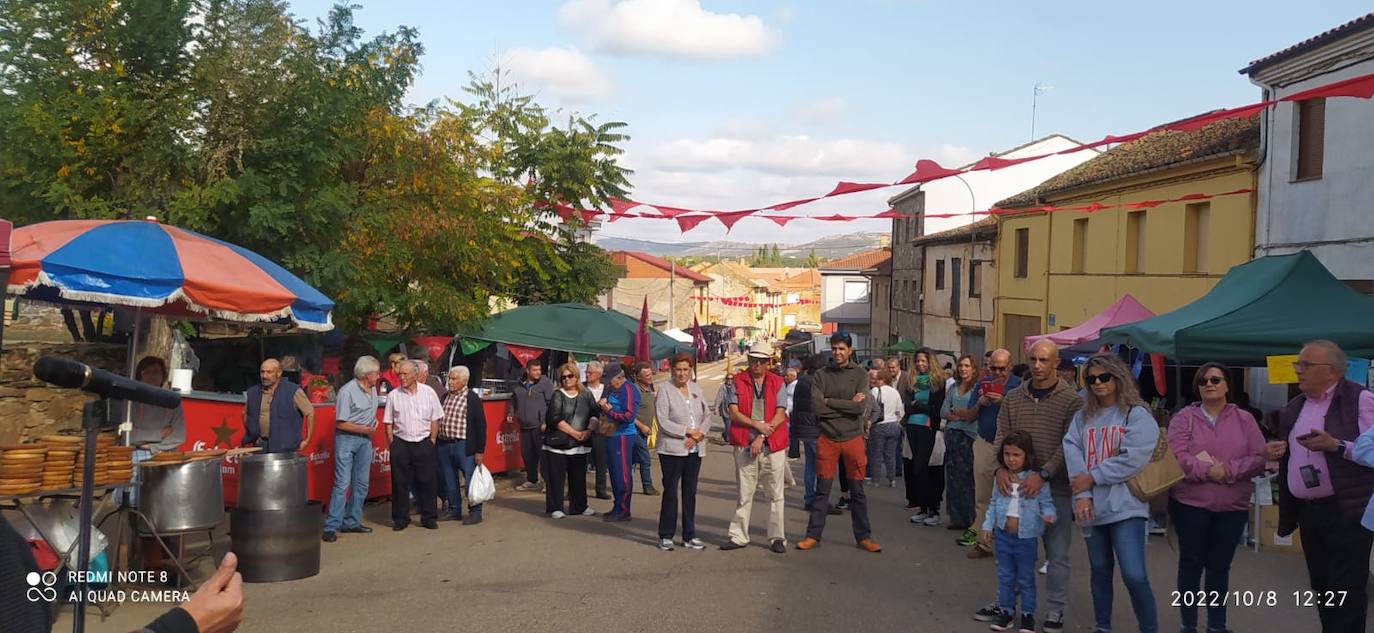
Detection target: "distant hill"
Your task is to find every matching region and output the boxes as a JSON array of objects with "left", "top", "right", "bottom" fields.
[{"left": 595, "top": 232, "right": 886, "bottom": 260}]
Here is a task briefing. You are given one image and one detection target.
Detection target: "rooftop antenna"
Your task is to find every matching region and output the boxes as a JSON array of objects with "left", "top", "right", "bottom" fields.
[{"left": 1031, "top": 82, "right": 1053, "bottom": 141}]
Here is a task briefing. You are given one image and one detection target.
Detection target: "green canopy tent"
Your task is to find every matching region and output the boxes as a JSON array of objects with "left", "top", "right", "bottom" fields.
[
  {"left": 459, "top": 303, "right": 687, "bottom": 359},
  {"left": 886, "top": 339, "right": 920, "bottom": 354},
  {"left": 1100, "top": 251, "right": 1374, "bottom": 365}
]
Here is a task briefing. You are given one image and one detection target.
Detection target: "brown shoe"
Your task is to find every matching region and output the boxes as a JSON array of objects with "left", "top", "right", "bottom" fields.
[
  {"left": 857, "top": 538, "right": 882, "bottom": 553},
  {"left": 796, "top": 537, "right": 820, "bottom": 550},
  {"left": 966, "top": 544, "right": 993, "bottom": 559}
]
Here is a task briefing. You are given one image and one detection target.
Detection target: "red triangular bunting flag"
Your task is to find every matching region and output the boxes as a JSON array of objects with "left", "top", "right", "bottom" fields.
[
  {"left": 1282, "top": 72, "right": 1374, "bottom": 101},
  {"left": 675, "top": 215, "right": 712, "bottom": 233},
  {"left": 770, "top": 197, "right": 819, "bottom": 211},
  {"left": 816, "top": 214, "right": 853, "bottom": 221},
  {"left": 825, "top": 182, "right": 888, "bottom": 197},
  {"left": 1126, "top": 200, "right": 1166, "bottom": 209},
  {"left": 507, "top": 344, "right": 545, "bottom": 367},
  {"left": 897, "top": 159, "right": 963, "bottom": 185},
  {"left": 715, "top": 210, "right": 755, "bottom": 231},
  {"left": 763, "top": 216, "right": 796, "bottom": 227}
]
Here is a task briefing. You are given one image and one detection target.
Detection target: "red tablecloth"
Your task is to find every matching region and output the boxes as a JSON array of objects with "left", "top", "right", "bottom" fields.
[{"left": 180, "top": 395, "right": 517, "bottom": 505}]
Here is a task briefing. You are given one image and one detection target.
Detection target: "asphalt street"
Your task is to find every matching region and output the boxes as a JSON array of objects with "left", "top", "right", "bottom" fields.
[{"left": 62, "top": 357, "right": 1347, "bottom": 632}]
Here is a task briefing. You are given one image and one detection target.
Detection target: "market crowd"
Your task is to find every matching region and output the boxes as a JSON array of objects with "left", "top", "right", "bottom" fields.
[{"left": 141, "top": 333, "right": 1373, "bottom": 633}]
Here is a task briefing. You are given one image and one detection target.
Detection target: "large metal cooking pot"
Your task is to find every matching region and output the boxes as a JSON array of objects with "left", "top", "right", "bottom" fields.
[
  {"left": 237, "top": 452, "right": 306, "bottom": 510},
  {"left": 139, "top": 458, "right": 225, "bottom": 533},
  {"left": 229, "top": 501, "right": 323, "bottom": 583}
]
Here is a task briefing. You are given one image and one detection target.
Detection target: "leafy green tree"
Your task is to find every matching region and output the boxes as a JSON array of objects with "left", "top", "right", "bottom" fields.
[{"left": 805, "top": 249, "right": 821, "bottom": 268}]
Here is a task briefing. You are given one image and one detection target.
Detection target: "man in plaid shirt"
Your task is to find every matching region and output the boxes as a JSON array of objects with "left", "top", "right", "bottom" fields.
[{"left": 436, "top": 366, "right": 488, "bottom": 525}]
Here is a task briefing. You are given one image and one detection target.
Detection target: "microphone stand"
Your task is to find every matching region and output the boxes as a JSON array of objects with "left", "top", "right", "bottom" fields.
[{"left": 72, "top": 398, "right": 112, "bottom": 633}]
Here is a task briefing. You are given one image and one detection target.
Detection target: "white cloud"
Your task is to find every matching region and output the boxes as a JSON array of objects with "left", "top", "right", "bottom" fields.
[
  {"left": 559, "top": 0, "right": 778, "bottom": 61},
  {"left": 934, "top": 143, "right": 981, "bottom": 168},
  {"left": 791, "top": 97, "right": 848, "bottom": 124},
  {"left": 501, "top": 47, "right": 612, "bottom": 102},
  {"left": 646, "top": 135, "right": 911, "bottom": 178}
]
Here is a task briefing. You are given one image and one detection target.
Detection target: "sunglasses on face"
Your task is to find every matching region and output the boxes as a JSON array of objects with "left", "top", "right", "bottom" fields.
[
  {"left": 1197, "top": 376, "right": 1224, "bottom": 386},
  {"left": 989, "top": 365, "right": 1009, "bottom": 372},
  {"left": 1085, "top": 373, "right": 1114, "bottom": 385},
  {"left": 560, "top": 374, "right": 576, "bottom": 380}
]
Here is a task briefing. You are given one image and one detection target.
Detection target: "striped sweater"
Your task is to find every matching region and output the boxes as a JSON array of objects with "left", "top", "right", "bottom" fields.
[{"left": 993, "top": 378, "right": 1085, "bottom": 496}]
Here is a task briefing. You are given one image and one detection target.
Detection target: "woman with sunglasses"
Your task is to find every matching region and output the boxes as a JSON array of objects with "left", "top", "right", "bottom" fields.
[
  {"left": 1062, "top": 353, "right": 1159, "bottom": 633},
  {"left": 544, "top": 363, "right": 599, "bottom": 519},
  {"left": 1166, "top": 362, "right": 1266, "bottom": 633}
]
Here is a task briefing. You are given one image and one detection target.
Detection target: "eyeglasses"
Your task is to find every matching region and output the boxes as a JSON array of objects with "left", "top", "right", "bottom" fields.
[
  {"left": 1292, "top": 361, "right": 1335, "bottom": 371},
  {"left": 1084, "top": 373, "right": 1114, "bottom": 385},
  {"left": 1197, "top": 376, "right": 1224, "bottom": 386},
  {"left": 560, "top": 374, "right": 576, "bottom": 380}
]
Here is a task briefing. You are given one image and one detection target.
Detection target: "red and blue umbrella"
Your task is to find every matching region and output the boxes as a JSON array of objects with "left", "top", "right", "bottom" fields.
[{"left": 8, "top": 219, "right": 333, "bottom": 331}]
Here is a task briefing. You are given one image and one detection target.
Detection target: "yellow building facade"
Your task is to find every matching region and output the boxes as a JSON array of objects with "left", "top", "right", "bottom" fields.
[{"left": 993, "top": 117, "right": 1259, "bottom": 361}]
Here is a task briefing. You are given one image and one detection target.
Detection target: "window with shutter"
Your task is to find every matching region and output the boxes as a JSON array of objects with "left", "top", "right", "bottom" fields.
[{"left": 1295, "top": 98, "right": 1325, "bottom": 181}]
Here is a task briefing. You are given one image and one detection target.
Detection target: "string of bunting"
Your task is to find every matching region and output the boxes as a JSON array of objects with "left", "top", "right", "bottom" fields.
[
  {"left": 546, "top": 70, "right": 1374, "bottom": 233},
  {"left": 696, "top": 295, "right": 820, "bottom": 309}
]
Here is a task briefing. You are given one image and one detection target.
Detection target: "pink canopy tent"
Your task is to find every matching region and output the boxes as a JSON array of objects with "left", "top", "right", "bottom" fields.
[{"left": 1024, "top": 293, "right": 1155, "bottom": 351}]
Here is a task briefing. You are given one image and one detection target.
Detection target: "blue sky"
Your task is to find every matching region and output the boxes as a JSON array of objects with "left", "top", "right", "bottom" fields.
[{"left": 286, "top": 0, "right": 1371, "bottom": 244}]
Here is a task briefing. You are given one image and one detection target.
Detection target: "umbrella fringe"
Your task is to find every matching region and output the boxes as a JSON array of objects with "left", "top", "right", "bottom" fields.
[{"left": 9, "top": 275, "right": 334, "bottom": 332}]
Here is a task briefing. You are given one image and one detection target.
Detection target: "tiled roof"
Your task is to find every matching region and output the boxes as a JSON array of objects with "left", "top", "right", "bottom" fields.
[
  {"left": 912, "top": 217, "right": 998, "bottom": 246},
  {"left": 995, "top": 115, "right": 1259, "bottom": 209},
  {"left": 1240, "top": 13, "right": 1374, "bottom": 75},
  {"left": 821, "top": 248, "right": 891, "bottom": 272},
  {"left": 780, "top": 269, "right": 820, "bottom": 289},
  {"left": 617, "top": 251, "right": 713, "bottom": 283},
  {"left": 861, "top": 258, "right": 892, "bottom": 276}
]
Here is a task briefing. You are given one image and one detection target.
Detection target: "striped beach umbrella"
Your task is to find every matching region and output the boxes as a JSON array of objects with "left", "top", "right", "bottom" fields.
[{"left": 8, "top": 219, "right": 333, "bottom": 331}]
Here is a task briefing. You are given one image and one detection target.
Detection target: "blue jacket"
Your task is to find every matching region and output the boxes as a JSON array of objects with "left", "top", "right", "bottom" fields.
[
  {"left": 605, "top": 382, "right": 639, "bottom": 437},
  {"left": 1063, "top": 404, "right": 1159, "bottom": 525},
  {"left": 982, "top": 469, "right": 1057, "bottom": 539},
  {"left": 1351, "top": 423, "right": 1374, "bottom": 532}
]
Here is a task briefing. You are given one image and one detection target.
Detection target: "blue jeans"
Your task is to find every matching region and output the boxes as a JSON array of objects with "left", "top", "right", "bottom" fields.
[
  {"left": 436, "top": 438, "right": 480, "bottom": 517},
  {"left": 325, "top": 433, "right": 373, "bottom": 532},
  {"left": 801, "top": 438, "right": 818, "bottom": 508},
  {"left": 606, "top": 434, "right": 634, "bottom": 517},
  {"left": 995, "top": 528, "right": 1039, "bottom": 616},
  {"left": 633, "top": 433, "right": 653, "bottom": 488},
  {"left": 1086, "top": 517, "right": 1157, "bottom": 633}
]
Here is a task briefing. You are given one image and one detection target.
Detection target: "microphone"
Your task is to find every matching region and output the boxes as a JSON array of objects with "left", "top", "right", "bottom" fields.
[{"left": 33, "top": 356, "right": 182, "bottom": 409}]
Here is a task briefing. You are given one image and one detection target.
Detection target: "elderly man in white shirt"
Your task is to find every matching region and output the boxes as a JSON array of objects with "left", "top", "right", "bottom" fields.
[
  {"left": 866, "top": 369, "right": 905, "bottom": 488},
  {"left": 384, "top": 360, "right": 444, "bottom": 531}
]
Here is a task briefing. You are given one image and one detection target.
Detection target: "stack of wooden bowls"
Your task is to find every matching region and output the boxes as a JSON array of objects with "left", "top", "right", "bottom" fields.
[
  {"left": 0, "top": 444, "right": 48, "bottom": 496},
  {"left": 40, "top": 436, "right": 81, "bottom": 490},
  {"left": 106, "top": 445, "right": 135, "bottom": 484}
]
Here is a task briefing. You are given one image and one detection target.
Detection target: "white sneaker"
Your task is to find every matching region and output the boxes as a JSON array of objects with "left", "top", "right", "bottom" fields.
[
  {"left": 923, "top": 514, "right": 942, "bottom": 526},
  {"left": 581, "top": 508, "right": 597, "bottom": 516},
  {"left": 685, "top": 538, "right": 706, "bottom": 550},
  {"left": 658, "top": 538, "right": 675, "bottom": 551},
  {"left": 551, "top": 510, "right": 566, "bottom": 519},
  {"left": 909, "top": 512, "right": 929, "bottom": 523}
]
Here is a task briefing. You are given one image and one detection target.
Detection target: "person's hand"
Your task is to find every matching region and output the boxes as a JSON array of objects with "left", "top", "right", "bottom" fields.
[
  {"left": 1070, "top": 473, "right": 1093, "bottom": 494},
  {"left": 1207, "top": 462, "right": 1228, "bottom": 483},
  {"left": 1265, "top": 440, "right": 1287, "bottom": 461},
  {"left": 852, "top": 392, "right": 867, "bottom": 402},
  {"left": 994, "top": 467, "right": 1016, "bottom": 495},
  {"left": 978, "top": 530, "right": 992, "bottom": 547},
  {"left": 599, "top": 400, "right": 612, "bottom": 412},
  {"left": 757, "top": 422, "right": 775, "bottom": 436},
  {"left": 984, "top": 392, "right": 1003, "bottom": 404},
  {"left": 180, "top": 552, "right": 244, "bottom": 633},
  {"left": 750, "top": 435, "right": 764, "bottom": 458},
  {"left": 506, "top": 414, "right": 514, "bottom": 424},
  {"left": 474, "top": 453, "right": 484, "bottom": 467},
  {"left": 298, "top": 440, "right": 308, "bottom": 452},
  {"left": 1073, "top": 498, "right": 1094, "bottom": 525},
  {"left": 1020, "top": 471, "right": 1045, "bottom": 498},
  {"left": 1297, "top": 430, "right": 1340, "bottom": 453},
  {"left": 684, "top": 437, "right": 697, "bottom": 451},
  {"left": 539, "top": 424, "right": 546, "bottom": 433},
  {"left": 1042, "top": 514, "right": 1056, "bottom": 525}
]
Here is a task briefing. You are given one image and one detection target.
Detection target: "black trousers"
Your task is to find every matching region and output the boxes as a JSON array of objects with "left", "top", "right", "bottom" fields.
[
  {"left": 545, "top": 451, "right": 589, "bottom": 515},
  {"left": 519, "top": 428, "right": 545, "bottom": 484},
  {"left": 390, "top": 437, "right": 438, "bottom": 525},
  {"left": 906, "top": 425, "right": 940, "bottom": 512},
  {"left": 658, "top": 454, "right": 702, "bottom": 541},
  {"left": 1169, "top": 498, "right": 1248, "bottom": 631},
  {"left": 1297, "top": 497, "right": 1373, "bottom": 633},
  {"left": 591, "top": 434, "right": 609, "bottom": 495}
]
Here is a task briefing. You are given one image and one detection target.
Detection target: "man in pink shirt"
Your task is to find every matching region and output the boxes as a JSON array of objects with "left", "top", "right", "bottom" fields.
[
  {"left": 384, "top": 360, "right": 444, "bottom": 531},
  {"left": 1274, "top": 340, "right": 1374, "bottom": 633}
]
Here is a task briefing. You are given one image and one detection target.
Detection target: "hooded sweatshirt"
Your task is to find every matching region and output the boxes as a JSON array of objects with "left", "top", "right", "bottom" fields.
[{"left": 1062, "top": 403, "right": 1159, "bottom": 525}]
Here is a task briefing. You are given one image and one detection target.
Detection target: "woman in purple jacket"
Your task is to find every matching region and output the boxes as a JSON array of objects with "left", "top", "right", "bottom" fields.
[{"left": 1167, "top": 362, "right": 1267, "bottom": 633}]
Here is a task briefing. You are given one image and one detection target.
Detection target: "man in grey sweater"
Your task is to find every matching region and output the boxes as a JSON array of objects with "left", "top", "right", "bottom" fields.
[{"left": 797, "top": 333, "right": 882, "bottom": 553}]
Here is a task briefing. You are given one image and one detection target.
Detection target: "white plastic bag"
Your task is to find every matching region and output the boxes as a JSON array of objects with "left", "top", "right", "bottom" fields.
[
  {"left": 468, "top": 464, "right": 495, "bottom": 505},
  {"left": 929, "top": 430, "right": 946, "bottom": 466}
]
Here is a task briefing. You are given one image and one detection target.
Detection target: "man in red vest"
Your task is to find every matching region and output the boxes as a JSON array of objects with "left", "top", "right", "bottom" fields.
[{"left": 721, "top": 341, "right": 790, "bottom": 553}]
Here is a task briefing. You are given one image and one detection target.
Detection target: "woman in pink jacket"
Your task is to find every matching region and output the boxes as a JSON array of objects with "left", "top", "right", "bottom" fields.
[{"left": 1167, "top": 362, "right": 1267, "bottom": 633}]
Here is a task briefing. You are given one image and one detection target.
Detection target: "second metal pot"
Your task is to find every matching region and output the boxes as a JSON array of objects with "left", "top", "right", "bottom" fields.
[{"left": 237, "top": 452, "right": 307, "bottom": 510}]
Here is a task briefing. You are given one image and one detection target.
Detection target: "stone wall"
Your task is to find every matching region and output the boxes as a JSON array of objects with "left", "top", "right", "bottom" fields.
[{"left": 0, "top": 342, "right": 127, "bottom": 443}]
